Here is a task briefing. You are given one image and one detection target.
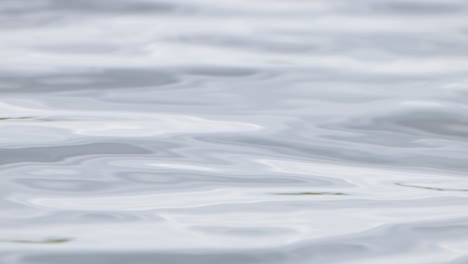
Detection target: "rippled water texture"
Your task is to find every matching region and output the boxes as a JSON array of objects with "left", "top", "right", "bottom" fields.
[{"left": 1, "top": 0, "right": 468, "bottom": 263}]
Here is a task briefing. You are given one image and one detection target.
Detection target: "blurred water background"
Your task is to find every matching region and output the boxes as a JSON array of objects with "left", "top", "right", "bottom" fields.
[{"left": 1, "top": 0, "right": 468, "bottom": 263}]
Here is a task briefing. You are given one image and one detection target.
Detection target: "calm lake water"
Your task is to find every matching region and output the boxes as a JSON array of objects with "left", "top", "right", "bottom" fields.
[{"left": 1, "top": 0, "right": 468, "bottom": 263}]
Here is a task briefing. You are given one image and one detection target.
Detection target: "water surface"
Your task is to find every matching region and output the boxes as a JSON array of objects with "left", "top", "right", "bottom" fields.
[{"left": 1, "top": 0, "right": 468, "bottom": 263}]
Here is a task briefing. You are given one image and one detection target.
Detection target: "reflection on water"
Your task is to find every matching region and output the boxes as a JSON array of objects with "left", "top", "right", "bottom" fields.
[
  {"left": 2, "top": 238, "right": 72, "bottom": 245},
  {"left": 1, "top": 0, "right": 468, "bottom": 263},
  {"left": 273, "top": 192, "right": 347, "bottom": 196}
]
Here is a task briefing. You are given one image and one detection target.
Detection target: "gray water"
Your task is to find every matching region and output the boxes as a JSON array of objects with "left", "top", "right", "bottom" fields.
[{"left": 1, "top": 0, "right": 468, "bottom": 263}]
